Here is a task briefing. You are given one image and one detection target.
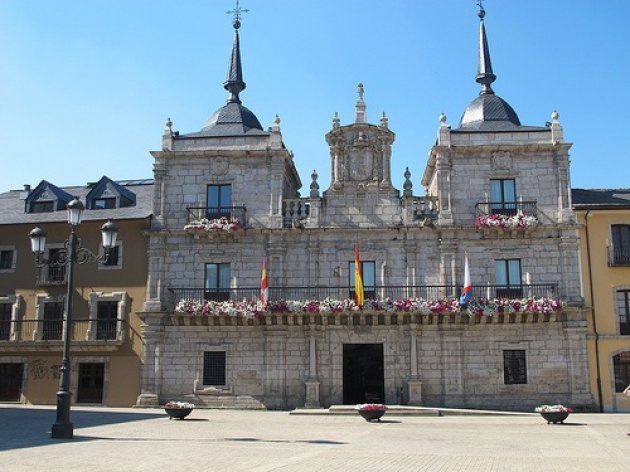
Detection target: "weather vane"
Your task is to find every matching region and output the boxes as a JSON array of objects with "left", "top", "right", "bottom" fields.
[
  {"left": 476, "top": 0, "right": 486, "bottom": 18},
  {"left": 226, "top": 0, "right": 249, "bottom": 29}
]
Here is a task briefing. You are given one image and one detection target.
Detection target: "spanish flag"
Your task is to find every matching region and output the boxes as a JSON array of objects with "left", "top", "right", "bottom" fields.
[
  {"left": 261, "top": 257, "right": 269, "bottom": 309},
  {"left": 354, "top": 241, "right": 364, "bottom": 308}
]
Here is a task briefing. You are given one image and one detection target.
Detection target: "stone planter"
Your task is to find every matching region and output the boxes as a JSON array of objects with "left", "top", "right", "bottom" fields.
[
  {"left": 165, "top": 407, "right": 193, "bottom": 420},
  {"left": 540, "top": 411, "right": 569, "bottom": 424},
  {"left": 357, "top": 409, "right": 386, "bottom": 422}
]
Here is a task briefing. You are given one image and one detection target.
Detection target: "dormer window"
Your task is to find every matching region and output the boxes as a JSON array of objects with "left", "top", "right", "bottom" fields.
[
  {"left": 93, "top": 198, "right": 116, "bottom": 210},
  {"left": 24, "top": 180, "right": 74, "bottom": 214},
  {"left": 31, "top": 201, "right": 55, "bottom": 213},
  {"left": 86, "top": 176, "right": 136, "bottom": 210}
]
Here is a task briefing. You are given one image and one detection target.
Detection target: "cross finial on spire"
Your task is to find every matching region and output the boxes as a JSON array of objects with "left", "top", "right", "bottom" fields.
[
  {"left": 226, "top": 0, "right": 249, "bottom": 30},
  {"left": 476, "top": 0, "right": 485, "bottom": 16}
]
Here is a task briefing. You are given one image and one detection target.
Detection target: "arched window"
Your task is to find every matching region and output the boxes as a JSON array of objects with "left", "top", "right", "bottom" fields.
[{"left": 613, "top": 351, "right": 630, "bottom": 393}]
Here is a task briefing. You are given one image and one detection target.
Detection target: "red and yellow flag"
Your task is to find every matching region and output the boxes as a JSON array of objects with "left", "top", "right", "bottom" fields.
[
  {"left": 354, "top": 241, "right": 364, "bottom": 308},
  {"left": 261, "top": 258, "right": 269, "bottom": 309}
]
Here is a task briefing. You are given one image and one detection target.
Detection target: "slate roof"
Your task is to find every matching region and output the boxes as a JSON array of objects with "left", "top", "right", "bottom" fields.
[
  {"left": 0, "top": 179, "right": 154, "bottom": 225},
  {"left": 572, "top": 189, "right": 630, "bottom": 208}
]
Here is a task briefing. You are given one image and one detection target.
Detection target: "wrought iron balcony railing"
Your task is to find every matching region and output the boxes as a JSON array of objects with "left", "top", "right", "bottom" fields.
[
  {"left": 608, "top": 245, "right": 630, "bottom": 267},
  {"left": 475, "top": 201, "right": 538, "bottom": 218},
  {"left": 168, "top": 284, "right": 559, "bottom": 308},
  {"left": 0, "top": 319, "right": 126, "bottom": 343},
  {"left": 186, "top": 206, "right": 247, "bottom": 225}
]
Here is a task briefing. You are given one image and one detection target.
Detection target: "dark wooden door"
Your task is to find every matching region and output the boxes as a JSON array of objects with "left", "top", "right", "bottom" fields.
[
  {"left": 77, "top": 363, "right": 104, "bottom": 403},
  {"left": 343, "top": 344, "right": 384, "bottom": 404},
  {"left": 0, "top": 363, "right": 24, "bottom": 401}
]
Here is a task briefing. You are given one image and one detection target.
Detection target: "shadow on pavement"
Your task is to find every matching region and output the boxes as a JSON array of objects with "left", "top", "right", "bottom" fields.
[
  {"left": 0, "top": 406, "right": 163, "bottom": 452},
  {"left": 226, "top": 437, "right": 347, "bottom": 445}
]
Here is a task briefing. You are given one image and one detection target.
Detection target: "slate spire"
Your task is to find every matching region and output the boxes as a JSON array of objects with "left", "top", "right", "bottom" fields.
[
  {"left": 475, "top": 5, "right": 496, "bottom": 95},
  {"left": 224, "top": 3, "right": 248, "bottom": 104}
]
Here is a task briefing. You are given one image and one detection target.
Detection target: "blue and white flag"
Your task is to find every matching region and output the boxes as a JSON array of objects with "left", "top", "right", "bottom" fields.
[{"left": 459, "top": 254, "right": 473, "bottom": 306}]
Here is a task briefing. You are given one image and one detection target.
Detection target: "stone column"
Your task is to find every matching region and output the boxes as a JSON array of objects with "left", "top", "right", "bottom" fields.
[
  {"left": 135, "top": 312, "right": 164, "bottom": 407},
  {"left": 435, "top": 153, "right": 453, "bottom": 225},
  {"left": 407, "top": 323, "right": 423, "bottom": 405},
  {"left": 304, "top": 326, "right": 321, "bottom": 408}
]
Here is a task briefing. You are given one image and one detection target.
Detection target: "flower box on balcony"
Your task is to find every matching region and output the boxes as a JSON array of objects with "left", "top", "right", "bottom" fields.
[
  {"left": 184, "top": 217, "right": 240, "bottom": 235},
  {"left": 475, "top": 211, "right": 538, "bottom": 231}
]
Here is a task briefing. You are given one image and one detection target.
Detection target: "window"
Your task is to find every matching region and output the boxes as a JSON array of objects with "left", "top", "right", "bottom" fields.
[
  {"left": 616, "top": 290, "right": 630, "bottom": 336},
  {"left": 207, "top": 184, "right": 232, "bottom": 219},
  {"left": 42, "top": 302, "right": 64, "bottom": 341},
  {"left": 96, "top": 301, "right": 117, "bottom": 340},
  {"left": 0, "top": 250, "right": 14, "bottom": 270},
  {"left": 30, "top": 201, "right": 54, "bottom": 213},
  {"left": 203, "top": 351, "right": 226, "bottom": 386},
  {"left": 102, "top": 246, "right": 120, "bottom": 267},
  {"left": 613, "top": 351, "right": 630, "bottom": 393},
  {"left": 92, "top": 198, "right": 116, "bottom": 209},
  {"left": 503, "top": 349, "right": 527, "bottom": 384},
  {"left": 46, "top": 248, "right": 66, "bottom": 283},
  {"left": 0, "top": 303, "right": 11, "bottom": 341},
  {"left": 495, "top": 259, "right": 522, "bottom": 298},
  {"left": 611, "top": 225, "right": 630, "bottom": 266},
  {"left": 490, "top": 179, "right": 517, "bottom": 216},
  {"left": 349, "top": 260, "right": 376, "bottom": 300},
  {"left": 205, "top": 263, "right": 231, "bottom": 302}
]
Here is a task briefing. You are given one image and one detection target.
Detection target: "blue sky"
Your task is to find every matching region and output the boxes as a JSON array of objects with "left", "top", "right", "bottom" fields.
[{"left": 0, "top": 0, "right": 628, "bottom": 194}]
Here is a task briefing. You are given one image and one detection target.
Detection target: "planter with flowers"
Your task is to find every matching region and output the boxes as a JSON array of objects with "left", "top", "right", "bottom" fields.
[
  {"left": 475, "top": 211, "right": 538, "bottom": 231},
  {"left": 184, "top": 217, "right": 240, "bottom": 235},
  {"left": 164, "top": 401, "right": 195, "bottom": 420},
  {"left": 174, "top": 296, "right": 563, "bottom": 319},
  {"left": 535, "top": 404, "right": 572, "bottom": 424},
  {"left": 356, "top": 403, "right": 387, "bottom": 422}
]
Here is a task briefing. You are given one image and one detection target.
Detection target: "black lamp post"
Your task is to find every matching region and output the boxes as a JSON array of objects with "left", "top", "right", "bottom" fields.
[{"left": 29, "top": 197, "right": 118, "bottom": 439}]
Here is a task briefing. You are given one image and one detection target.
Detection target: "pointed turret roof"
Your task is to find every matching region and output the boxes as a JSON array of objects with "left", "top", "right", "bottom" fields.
[
  {"left": 185, "top": 10, "right": 264, "bottom": 138},
  {"left": 457, "top": 6, "right": 536, "bottom": 131}
]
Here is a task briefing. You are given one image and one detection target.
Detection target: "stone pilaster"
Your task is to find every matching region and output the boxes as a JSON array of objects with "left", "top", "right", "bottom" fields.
[{"left": 135, "top": 312, "right": 164, "bottom": 407}]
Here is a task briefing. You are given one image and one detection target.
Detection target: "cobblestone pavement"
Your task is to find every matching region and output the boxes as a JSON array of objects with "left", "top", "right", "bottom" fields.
[{"left": 1, "top": 405, "right": 629, "bottom": 472}]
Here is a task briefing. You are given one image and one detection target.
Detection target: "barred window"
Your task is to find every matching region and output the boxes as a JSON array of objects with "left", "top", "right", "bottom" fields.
[
  {"left": 503, "top": 349, "right": 527, "bottom": 384},
  {"left": 203, "top": 351, "right": 226, "bottom": 386},
  {"left": 613, "top": 351, "right": 630, "bottom": 393},
  {"left": 96, "top": 301, "right": 118, "bottom": 340},
  {"left": 0, "top": 303, "right": 11, "bottom": 340},
  {"left": 616, "top": 290, "right": 630, "bottom": 335}
]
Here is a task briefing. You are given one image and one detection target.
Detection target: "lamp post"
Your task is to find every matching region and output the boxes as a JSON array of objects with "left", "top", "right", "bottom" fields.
[{"left": 29, "top": 197, "right": 118, "bottom": 439}]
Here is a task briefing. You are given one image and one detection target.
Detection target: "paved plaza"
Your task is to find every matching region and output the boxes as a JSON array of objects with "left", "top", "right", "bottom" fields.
[{"left": 1, "top": 405, "right": 629, "bottom": 471}]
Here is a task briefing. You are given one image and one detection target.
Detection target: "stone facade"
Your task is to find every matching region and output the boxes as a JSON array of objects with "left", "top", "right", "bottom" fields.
[{"left": 136, "top": 13, "right": 594, "bottom": 411}]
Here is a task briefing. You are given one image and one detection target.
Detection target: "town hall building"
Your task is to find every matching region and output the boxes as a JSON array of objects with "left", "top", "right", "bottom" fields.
[{"left": 134, "top": 6, "right": 593, "bottom": 411}]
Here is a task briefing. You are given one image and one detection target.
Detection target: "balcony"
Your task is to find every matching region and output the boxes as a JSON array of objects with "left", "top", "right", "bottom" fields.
[
  {"left": 186, "top": 206, "right": 246, "bottom": 232},
  {"left": 475, "top": 201, "right": 538, "bottom": 230},
  {"left": 475, "top": 201, "right": 538, "bottom": 218},
  {"left": 608, "top": 245, "right": 630, "bottom": 267},
  {"left": 283, "top": 199, "right": 310, "bottom": 228},
  {"left": 169, "top": 284, "right": 559, "bottom": 309},
  {"left": 35, "top": 265, "right": 67, "bottom": 286},
  {"left": 0, "top": 319, "right": 126, "bottom": 350}
]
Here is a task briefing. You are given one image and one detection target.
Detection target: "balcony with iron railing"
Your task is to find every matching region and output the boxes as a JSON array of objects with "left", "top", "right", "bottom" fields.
[
  {"left": 186, "top": 206, "right": 247, "bottom": 226},
  {"left": 168, "top": 284, "right": 559, "bottom": 308},
  {"left": 475, "top": 201, "right": 538, "bottom": 218},
  {"left": 0, "top": 319, "right": 126, "bottom": 349},
  {"left": 608, "top": 245, "right": 630, "bottom": 267}
]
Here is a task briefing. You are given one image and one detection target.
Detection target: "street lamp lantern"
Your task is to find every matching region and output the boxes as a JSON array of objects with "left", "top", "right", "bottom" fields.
[
  {"left": 28, "top": 199, "right": 119, "bottom": 439},
  {"left": 29, "top": 226, "right": 47, "bottom": 255},
  {"left": 67, "top": 197, "right": 84, "bottom": 226},
  {"left": 101, "top": 220, "right": 118, "bottom": 249}
]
